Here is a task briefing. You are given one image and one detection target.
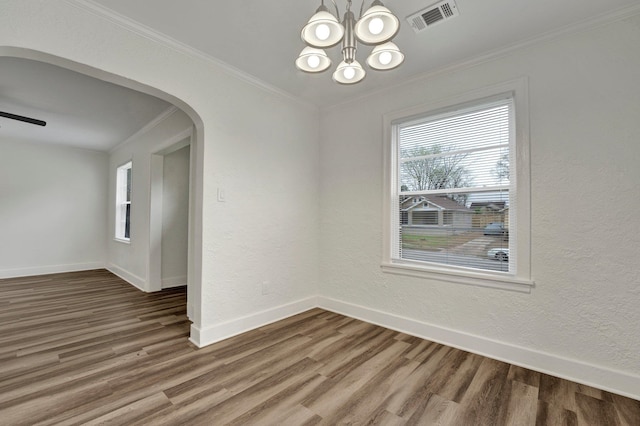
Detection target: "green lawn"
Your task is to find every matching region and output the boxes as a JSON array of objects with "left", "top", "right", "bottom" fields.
[{"left": 401, "top": 232, "right": 482, "bottom": 251}]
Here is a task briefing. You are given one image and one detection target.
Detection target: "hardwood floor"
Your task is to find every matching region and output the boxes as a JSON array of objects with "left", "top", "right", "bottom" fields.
[{"left": 0, "top": 270, "right": 638, "bottom": 425}]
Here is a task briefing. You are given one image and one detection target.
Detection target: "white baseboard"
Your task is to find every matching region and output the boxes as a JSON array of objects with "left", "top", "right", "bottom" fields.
[
  {"left": 189, "top": 297, "right": 319, "bottom": 348},
  {"left": 317, "top": 296, "right": 640, "bottom": 400},
  {"left": 106, "top": 264, "right": 147, "bottom": 292},
  {"left": 0, "top": 262, "right": 105, "bottom": 279},
  {"left": 162, "top": 275, "right": 187, "bottom": 289}
]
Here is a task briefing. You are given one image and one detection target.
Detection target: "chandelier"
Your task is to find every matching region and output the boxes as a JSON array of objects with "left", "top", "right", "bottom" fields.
[{"left": 296, "top": 0, "right": 404, "bottom": 85}]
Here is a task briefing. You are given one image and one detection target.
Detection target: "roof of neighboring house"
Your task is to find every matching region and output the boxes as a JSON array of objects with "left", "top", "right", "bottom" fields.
[
  {"left": 400, "top": 196, "right": 417, "bottom": 208},
  {"left": 469, "top": 201, "right": 507, "bottom": 211},
  {"left": 401, "top": 195, "right": 470, "bottom": 212}
]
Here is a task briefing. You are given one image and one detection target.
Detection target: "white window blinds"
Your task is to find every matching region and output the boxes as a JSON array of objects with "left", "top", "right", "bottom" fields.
[{"left": 394, "top": 97, "right": 514, "bottom": 273}]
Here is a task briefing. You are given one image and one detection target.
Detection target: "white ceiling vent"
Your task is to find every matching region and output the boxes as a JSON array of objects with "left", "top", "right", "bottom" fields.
[{"left": 407, "top": 0, "right": 459, "bottom": 33}]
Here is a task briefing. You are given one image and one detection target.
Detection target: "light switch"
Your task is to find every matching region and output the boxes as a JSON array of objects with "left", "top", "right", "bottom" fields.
[{"left": 217, "top": 188, "right": 226, "bottom": 202}]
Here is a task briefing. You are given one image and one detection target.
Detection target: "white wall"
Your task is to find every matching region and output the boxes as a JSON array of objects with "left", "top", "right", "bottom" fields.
[
  {"left": 198, "top": 82, "right": 321, "bottom": 342},
  {"left": 0, "top": 139, "right": 107, "bottom": 277},
  {"left": 0, "top": 0, "right": 320, "bottom": 346},
  {"left": 161, "top": 144, "right": 190, "bottom": 288},
  {"left": 107, "top": 109, "right": 193, "bottom": 291},
  {"left": 318, "top": 14, "right": 640, "bottom": 398}
]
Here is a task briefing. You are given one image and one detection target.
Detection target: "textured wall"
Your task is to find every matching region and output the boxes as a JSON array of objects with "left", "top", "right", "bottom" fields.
[
  {"left": 319, "top": 14, "right": 640, "bottom": 379},
  {"left": 199, "top": 86, "right": 321, "bottom": 325}
]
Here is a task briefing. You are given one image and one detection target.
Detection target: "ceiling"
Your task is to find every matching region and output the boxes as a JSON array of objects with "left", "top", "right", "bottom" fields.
[
  {"left": 2, "top": 0, "right": 638, "bottom": 151},
  {"left": 0, "top": 57, "right": 171, "bottom": 151},
  {"left": 88, "top": 0, "right": 639, "bottom": 107}
]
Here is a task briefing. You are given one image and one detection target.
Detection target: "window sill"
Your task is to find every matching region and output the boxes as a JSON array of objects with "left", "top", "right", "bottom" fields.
[
  {"left": 114, "top": 237, "right": 131, "bottom": 245},
  {"left": 381, "top": 260, "right": 534, "bottom": 293}
]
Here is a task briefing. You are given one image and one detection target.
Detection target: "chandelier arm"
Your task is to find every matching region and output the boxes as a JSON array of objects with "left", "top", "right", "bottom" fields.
[
  {"left": 359, "top": 0, "right": 366, "bottom": 18},
  {"left": 329, "top": 0, "right": 341, "bottom": 20}
]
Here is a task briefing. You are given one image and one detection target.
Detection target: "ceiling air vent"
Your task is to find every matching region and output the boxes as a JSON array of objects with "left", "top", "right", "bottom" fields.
[{"left": 407, "top": 0, "right": 459, "bottom": 33}]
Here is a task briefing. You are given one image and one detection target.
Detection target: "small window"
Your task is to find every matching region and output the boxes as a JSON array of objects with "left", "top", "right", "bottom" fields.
[
  {"left": 115, "top": 161, "right": 132, "bottom": 241},
  {"left": 383, "top": 79, "right": 532, "bottom": 291}
]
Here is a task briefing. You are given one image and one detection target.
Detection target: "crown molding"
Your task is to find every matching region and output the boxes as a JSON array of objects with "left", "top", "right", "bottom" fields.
[
  {"left": 63, "top": 0, "right": 317, "bottom": 111},
  {"left": 109, "top": 105, "right": 178, "bottom": 154},
  {"left": 62, "top": 0, "right": 640, "bottom": 113},
  {"left": 323, "top": 2, "right": 640, "bottom": 111}
]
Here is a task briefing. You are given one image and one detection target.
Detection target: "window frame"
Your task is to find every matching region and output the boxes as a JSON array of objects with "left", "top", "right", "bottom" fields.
[
  {"left": 382, "top": 79, "right": 533, "bottom": 292},
  {"left": 115, "top": 160, "right": 132, "bottom": 243}
]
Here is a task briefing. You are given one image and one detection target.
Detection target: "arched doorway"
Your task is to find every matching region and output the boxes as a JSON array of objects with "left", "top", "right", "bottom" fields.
[{"left": 0, "top": 46, "right": 204, "bottom": 342}]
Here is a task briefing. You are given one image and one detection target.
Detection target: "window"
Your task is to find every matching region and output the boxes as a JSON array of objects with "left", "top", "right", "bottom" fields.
[
  {"left": 383, "top": 80, "right": 532, "bottom": 291},
  {"left": 115, "top": 161, "right": 132, "bottom": 241}
]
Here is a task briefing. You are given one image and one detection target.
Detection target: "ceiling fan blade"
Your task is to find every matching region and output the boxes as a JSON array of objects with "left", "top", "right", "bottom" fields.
[{"left": 0, "top": 111, "right": 47, "bottom": 127}]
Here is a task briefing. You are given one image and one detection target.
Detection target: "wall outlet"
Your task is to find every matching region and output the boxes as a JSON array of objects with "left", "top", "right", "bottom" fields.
[{"left": 262, "top": 280, "right": 270, "bottom": 295}]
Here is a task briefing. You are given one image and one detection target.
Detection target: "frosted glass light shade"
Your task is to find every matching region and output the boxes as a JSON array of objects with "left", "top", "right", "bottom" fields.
[
  {"left": 366, "top": 42, "right": 404, "bottom": 70},
  {"left": 354, "top": 1, "right": 399, "bottom": 45},
  {"left": 301, "top": 8, "right": 345, "bottom": 48},
  {"left": 333, "top": 60, "right": 366, "bottom": 84},
  {"left": 295, "top": 47, "right": 331, "bottom": 73}
]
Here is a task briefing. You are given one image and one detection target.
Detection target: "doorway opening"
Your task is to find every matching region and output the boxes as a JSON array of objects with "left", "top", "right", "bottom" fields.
[{"left": 150, "top": 135, "right": 192, "bottom": 299}]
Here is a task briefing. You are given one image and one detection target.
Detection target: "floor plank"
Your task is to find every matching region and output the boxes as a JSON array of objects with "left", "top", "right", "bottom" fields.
[{"left": 0, "top": 270, "right": 637, "bottom": 425}]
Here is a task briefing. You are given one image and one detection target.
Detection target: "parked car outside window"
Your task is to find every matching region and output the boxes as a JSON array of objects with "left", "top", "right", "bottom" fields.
[
  {"left": 487, "top": 248, "right": 509, "bottom": 261},
  {"left": 484, "top": 222, "right": 507, "bottom": 236}
]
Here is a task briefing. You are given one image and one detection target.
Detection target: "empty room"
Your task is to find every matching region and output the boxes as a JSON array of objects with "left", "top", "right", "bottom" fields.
[{"left": 1, "top": 0, "right": 639, "bottom": 424}]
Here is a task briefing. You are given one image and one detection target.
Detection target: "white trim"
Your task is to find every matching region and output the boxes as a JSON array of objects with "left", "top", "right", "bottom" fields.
[
  {"left": 152, "top": 128, "right": 193, "bottom": 156},
  {"left": 110, "top": 106, "right": 178, "bottom": 154},
  {"left": 382, "top": 78, "right": 532, "bottom": 290},
  {"left": 148, "top": 154, "right": 164, "bottom": 292},
  {"left": 162, "top": 276, "right": 187, "bottom": 289},
  {"left": 189, "top": 297, "right": 319, "bottom": 348},
  {"left": 316, "top": 297, "right": 640, "bottom": 401},
  {"left": 0, "top": 262, "right": 105, "bottom": 279},
  {"left": 106, "top": 264, "right": 146, "bottom": 292},
  {"left": 381, "top": 262, "right": 533, "bottom": 293},
  {"left": 64, "top": 0, "right": 317, "bottom": 112},
  {"left": 186, "top": 129, "right": 199, "bottom": 323},
  {"left": 400, "top": 185, "right": 512, "bottom": 197}
]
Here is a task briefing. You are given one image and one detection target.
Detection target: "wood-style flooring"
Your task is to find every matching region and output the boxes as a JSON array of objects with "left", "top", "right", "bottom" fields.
[{"left": 0, "top": 270, "right": 638, "bottom": 425}]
